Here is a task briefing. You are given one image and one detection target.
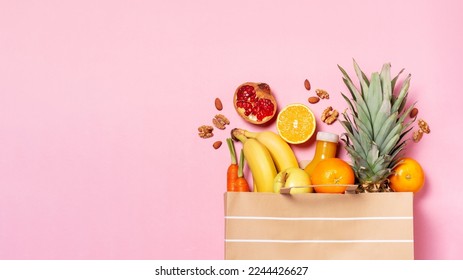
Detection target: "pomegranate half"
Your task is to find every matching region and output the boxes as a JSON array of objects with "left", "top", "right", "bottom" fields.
[{"left": 233, "top": 82, "right": 277, "bottom": 125}]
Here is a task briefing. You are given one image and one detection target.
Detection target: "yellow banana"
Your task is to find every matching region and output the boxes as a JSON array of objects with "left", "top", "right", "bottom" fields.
[
  {"left": 243, "top": 130, "right": 298, "bottom": 172},
  {"left": 232, "top": 129, "right": 277, "bottom": 192}
]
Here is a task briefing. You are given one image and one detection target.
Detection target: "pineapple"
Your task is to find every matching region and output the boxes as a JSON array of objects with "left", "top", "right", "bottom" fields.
[{"left": 338, "top": 60, "right": 415, "bottom": 192}]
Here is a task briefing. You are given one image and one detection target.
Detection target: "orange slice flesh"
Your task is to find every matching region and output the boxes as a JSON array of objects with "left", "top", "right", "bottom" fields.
[{"left": 276, "top": 103, "right": 316, "bottom": 144}]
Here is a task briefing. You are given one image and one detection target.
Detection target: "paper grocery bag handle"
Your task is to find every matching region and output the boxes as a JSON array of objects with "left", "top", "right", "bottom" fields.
[{"left": 280, "top": 184, "right": 359, "bottom": 194}]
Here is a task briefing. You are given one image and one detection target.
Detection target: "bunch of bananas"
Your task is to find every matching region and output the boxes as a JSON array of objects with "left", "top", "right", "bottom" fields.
[{"left": 231, "top": 128, "right": 300, "bottom": 192}]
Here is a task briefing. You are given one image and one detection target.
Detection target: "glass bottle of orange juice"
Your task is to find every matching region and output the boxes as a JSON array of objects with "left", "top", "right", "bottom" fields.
[{"left": 303, "top": 132, "right": 339, "bottom": 177}]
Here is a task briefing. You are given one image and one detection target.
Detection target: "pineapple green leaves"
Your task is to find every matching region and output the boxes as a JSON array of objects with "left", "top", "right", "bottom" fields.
[{"left": 338, "top": 59, "right": 415, "bottom": 190}]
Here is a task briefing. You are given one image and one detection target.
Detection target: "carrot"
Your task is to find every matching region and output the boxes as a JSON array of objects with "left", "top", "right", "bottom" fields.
[
  {"left": 226, "top": 138, "right": 239, "bottom": 191},
  {"left": 234, "top": 149, "right": 250, "bottom": 192}
]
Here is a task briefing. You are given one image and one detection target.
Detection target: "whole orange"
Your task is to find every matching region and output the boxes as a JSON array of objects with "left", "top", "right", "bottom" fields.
[
  {"left": 310, "top": 158, "right": 355, "bottom": 193},
  {"left": 389, "top": 158, "right": 425, "bottom": 193}
]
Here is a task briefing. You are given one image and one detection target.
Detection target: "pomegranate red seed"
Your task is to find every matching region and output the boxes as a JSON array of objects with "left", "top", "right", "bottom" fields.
[{"left": 234, "top": 83, "right": 276, "bottom": 124}]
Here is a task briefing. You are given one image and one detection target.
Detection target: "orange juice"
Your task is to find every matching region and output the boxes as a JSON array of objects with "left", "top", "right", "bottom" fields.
[{"left": 303, "top": 132, "right": 339, "bottom": 177}]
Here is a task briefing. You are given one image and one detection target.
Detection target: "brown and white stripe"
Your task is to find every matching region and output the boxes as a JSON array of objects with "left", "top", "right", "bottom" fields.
[{"left": 224, "top": 192, "right": 414, "bottom": 260}]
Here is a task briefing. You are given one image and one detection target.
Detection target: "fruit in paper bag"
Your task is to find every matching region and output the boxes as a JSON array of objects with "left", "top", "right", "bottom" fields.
[
  {"left": 389, "top": 158, "right": 425, "bottom": 193},
  {"left": 338, "top": 60, "right": 416, "bottom": 192},
  {"left": 233, "top": 82, "right": 277, "bottom": 124},
  {"left": 234, "top": 128, "right": 298, "bottom": 172},
  {"left": 310, "top": 158, "right": 355, "bottom": 193},
  {"left": 276, "top": 103, "right": 316, "bottom": 144},
  {"left": 232, "top": 129, "right": 277, "bottom": 192},
  {"left": 274, "top": 167, "right": 313, "bottom": 194}
]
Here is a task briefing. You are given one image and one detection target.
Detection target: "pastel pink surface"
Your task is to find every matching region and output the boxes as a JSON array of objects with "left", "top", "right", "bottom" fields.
[{"left": 0, "top": 0, "right": 462, "bottom": 259}]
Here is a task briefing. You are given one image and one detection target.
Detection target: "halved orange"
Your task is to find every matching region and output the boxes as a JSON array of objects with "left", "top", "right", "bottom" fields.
[{"left": 276, "top": 103, "right": 316, "bottom": 144}]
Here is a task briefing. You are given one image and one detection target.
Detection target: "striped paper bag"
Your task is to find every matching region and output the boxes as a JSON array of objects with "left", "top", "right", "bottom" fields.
[{"left": 224, "top": 192, "right": 414, "bottom": 260}]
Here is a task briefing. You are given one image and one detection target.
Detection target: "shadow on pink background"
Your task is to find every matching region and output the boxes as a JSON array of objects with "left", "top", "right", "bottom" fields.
[{"left": 0, "top": 0, "right": 462, "bottom": 259}]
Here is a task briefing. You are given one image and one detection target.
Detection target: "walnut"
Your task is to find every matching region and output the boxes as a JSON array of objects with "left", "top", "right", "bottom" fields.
[
  {"left": 412, "top": 129, "right": 423, "bottom": 143},
  {"left": 321, "top": 106, "right": 339, "bottom": 125},
  {"left": 198, "top": 125, "right": 214, "bottom": 138},
  {"left": 315, "top": 89, "right": 330, "bottom": 99},
  {"left": 418, "top": 119, "right": 430, "bottom": 134},
  {"left": 212, "top": 114, "right": 230, "bottom": 130}
]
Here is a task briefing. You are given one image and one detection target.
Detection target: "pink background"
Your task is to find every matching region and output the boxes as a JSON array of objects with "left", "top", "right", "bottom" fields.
[{"left": 0, "top": 0, "right": 462, "bottom": 259}]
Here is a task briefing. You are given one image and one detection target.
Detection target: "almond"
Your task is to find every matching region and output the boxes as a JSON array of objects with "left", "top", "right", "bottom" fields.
[
  {"left": 215, "top": 98, "right": 223, "bottom": 111},
  {"left": 308, "top": 96, "right": 320, "bottom": 104},
  {"left": 409, "top": 108, "right": 418, "bottom": 118},
  {"left": 304, "top": 79, "right": 311, "bottom": 91},
  {"left": 213, "top": 141, "right": 222, "bottom": 149}
]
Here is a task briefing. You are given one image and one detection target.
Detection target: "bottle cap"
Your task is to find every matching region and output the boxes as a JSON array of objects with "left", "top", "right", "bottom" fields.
[{"left": 316, "top": 132, "right": 339, "bottom": 143}]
